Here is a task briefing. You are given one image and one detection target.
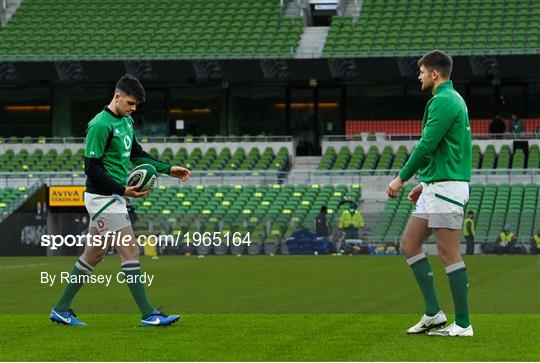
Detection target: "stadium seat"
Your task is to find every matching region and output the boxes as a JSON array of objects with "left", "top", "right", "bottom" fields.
[
  {"left": 129, "top": 184, "right": 363, "bottom": 250},
  {"left": 0, "top": 145, "right": 290, "bottom": 173},
  {"left": 0, "top": 187, "right": 30, "bottom": 215},
  {"left": 315, "top": 144, "right": 537, "bottom": 171},
  {"left": 0, "top": 0, "right": 304, "bottom": 60},
  {"left": 372, "top": 183, "right": 539, "bottom": 244},
  {"left": 324, "top": 1, "right": 540, "bottom": 57}
]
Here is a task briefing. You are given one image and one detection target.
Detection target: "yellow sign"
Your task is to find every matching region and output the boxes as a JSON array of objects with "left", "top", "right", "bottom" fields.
[{"left": 49, "top": 186, "right": 86, "bottom": 207}]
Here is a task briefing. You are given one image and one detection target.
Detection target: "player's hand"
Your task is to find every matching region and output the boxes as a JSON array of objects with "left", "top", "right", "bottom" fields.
[
  {"left": 170, "top": 166, "right": 191, "bottom": 182},
  {"left": 386, "top": 176, "right": 404, "bottom": 198},
  {"left": 407, "top": 183, "right": 423, "bottom": 205},
  {"left": 124, "top": 185, "right": 151, "bottom": 198}
]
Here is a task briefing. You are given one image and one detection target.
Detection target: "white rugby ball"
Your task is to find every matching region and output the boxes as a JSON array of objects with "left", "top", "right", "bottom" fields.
[{"left": 127, "top": 164, "right": 157, "bottom": 192}]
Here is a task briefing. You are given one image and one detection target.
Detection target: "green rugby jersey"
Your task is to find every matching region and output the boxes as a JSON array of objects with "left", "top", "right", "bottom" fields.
[
  {"left": 85, "top": 107, "right": 171, "bottom": 195},
  {"left": 399, "top": 81, "right": 471, "bottom": 183}
]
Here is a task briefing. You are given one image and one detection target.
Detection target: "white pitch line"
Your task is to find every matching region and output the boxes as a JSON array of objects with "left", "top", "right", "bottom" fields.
[{"left": 2, "top": 263, "right": 48, "bottom": 269}]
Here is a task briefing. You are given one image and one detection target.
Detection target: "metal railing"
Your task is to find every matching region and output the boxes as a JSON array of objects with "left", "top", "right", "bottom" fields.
[
  {"left": 0, "top": 171, "right": 288, "bottom": 187},
  {"left": 3, "top": 133, "right": 538, "bottom": 145},
  {"left": 0, "top": 51, "right": 301, "bottom": 63},
  {"left": 1, "top": 48, "right": 538, "bottom": 63},
  {"left": 287, "top": 169, "right": 540, "bottom": 184},
  {"left": 0, "top": 169, "right": 538, "bottom": 188},
  {"left": 0, "top": 135, "right": 294, "bottom": 145},
  {"left": 367, "top": 235, "right": 534, "bottom": 246},
  {"left": 323, "top": 133, "right": 540, "bottom": 142}
]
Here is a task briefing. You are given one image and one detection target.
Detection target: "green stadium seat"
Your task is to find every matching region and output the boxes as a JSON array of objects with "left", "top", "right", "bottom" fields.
[
  {"left": 323, "top": 1, "right": 538, "bottom": 57},
  {"left": 0, "top": 0, "right": 304, "bottom": 60},
  {"left": 374, "top": 183, "right": 539, "bottom": 244}
]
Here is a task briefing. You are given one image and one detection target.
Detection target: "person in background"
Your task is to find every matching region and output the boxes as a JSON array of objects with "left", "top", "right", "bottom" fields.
[
  {"left": 508, "top": 113, "right": 525, "bottom": 134},
  {"left": 67, "top": 216, "right": 86, "bottom": 237},
  {"left": 463, "top": 210, "right": 475, "bottom": 255},
  {"left": 489, "top": 114, "right": 506, "bottom": 137},
  {"left": 339, "top": 202, "right": 364, "bottom": 240},
  {"left": 496, "top": 225, "right": 517, "bottom": 254},
  {"left": 315, "top": 205, "right": 333, "bottom": 253},
  {"left": 509, "top": 113, "right": 524, "bottom": 134},
  {"left": 315, "top": 206, "right": 330, "bottom": 238},
  {"left": 530, "top": 228, "right": 540, "bottom": 255}
]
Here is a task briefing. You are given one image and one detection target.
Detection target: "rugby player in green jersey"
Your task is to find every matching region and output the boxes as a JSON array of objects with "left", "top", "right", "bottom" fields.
[
  {"left": 386, "top": 50, "right": 473, "bottom": 336},
  {"left": 50, "top": 74, "right": 190, "bottom": 327}
]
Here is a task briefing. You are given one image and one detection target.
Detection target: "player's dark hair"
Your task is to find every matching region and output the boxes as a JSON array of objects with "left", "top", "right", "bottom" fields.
[
  {"left": 417, "top": 50, "right": 453, "bottom": 79},
  {"left": 115, "top": 73, "right": 145, "bottom": 103},
  {"left": 320, "top": 206, "right": 327, "bottom": 214}
]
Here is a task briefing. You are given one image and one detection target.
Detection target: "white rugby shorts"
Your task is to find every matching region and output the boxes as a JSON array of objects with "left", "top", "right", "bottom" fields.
[
  {"left": 412, "top": 181, "right": 469, "bottom": 230},
  {"left": 84, "top": 192, "right": 131, "bottom": 234}
]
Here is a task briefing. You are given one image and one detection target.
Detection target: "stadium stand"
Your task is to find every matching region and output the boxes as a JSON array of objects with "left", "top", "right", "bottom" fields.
[
  {"left": 129, "top": 184, "right": 362, "bottom": 249},
  {"left": 0, "top": 146, "right": 291, "bottom": 172},
  {"left": 0, "top": 0, "right": 304, "bottom": 60},
  {"left": 0, "top": 186, "right": 30, "bottom": 215},
  {"left": 372, "top": 183, "right": 539, "bottom": 243},
  {"left": 345, "top": 119, "right": 540, "bottom": 136},
  {"left": 324, "top": 0, "right": 540, "bottom": 57},
  {"left": 317, "top": 144, "right": 539, "bottom": 170},
  {"left": 3, "top": 143, "right": 536, "bottom": 173}
]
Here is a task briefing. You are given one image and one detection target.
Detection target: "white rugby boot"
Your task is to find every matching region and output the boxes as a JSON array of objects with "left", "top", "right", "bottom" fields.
[
  {"left": 407, "top": 311, "right": 447, "bottom": 334},
  {"left": 428, "top": 322, "right": 474, "bottom": 337}
]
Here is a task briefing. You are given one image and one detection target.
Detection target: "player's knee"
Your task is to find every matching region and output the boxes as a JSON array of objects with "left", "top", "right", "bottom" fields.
[
  {"left": 400, "top": 238, "right": 413, "bottom": 255},
  {"left": 399, "top": 242, "right": 407, "bottom": 255},
  {"left": 437, "top": 249, "right": 452, "bottom": 264},
  {"left": 95, "top": 249, "right": 107, "bottom": 262},
  {"left": 119, "top": 246, "right": 139, "bottom": 261},
  {"left": 83, "top": 250, "right": 106, "bottom": 266}
]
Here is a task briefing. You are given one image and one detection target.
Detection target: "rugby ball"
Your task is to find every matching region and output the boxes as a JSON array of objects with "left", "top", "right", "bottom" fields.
[{"left": 127, "top": 164, "right": 157, "bottom": 192}]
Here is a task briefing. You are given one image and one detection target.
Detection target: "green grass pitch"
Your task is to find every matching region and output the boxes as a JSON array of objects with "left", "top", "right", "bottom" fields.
[{"left": 0, "top": 255, "right": 539, "bottom": 361}]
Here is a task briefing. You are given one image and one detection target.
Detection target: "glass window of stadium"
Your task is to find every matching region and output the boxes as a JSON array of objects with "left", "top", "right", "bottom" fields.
[
  {"left": 405, "top": 83, "right": 467, "bottom": 119},
  {"left": 0, "top": 88, "right": 51, "bottom": 137},
  {"left": 289, "top": 87, "right": 317, "bottom": 155},
  {"left": 131, "top": 89, "right": 166, "bottom": 137},
  {"left": 469, "top": 85, "right": 495, "bottom": 118},
  {"left": 405, "top": 84, "right": 429, "bottom": 119},
  {"left": 318, "top": 87, "right": 343, "bottom": 135},
  {"left": 168, "top": 87, "right": 221, "bottom": 137},
  {"left": 346, "top": 84, "right": 405, "bottom": 120},
  {"left": 53, "top": 87, "right": 167, "bottom": 138},
  {"left": 499, "top": 85, "right": 525, "bottom": 118},
  {"left": 529, "top": 83, "right": 540, "bottom": 118},
  {"left": 229, "top": 86, "right": 286, "bottom": 137},
  {"left": 57, "top": 88, "right": 111, "bottom": 137},
  {"left": 287, "top": 86, "right": 342, "bottom": 155}
]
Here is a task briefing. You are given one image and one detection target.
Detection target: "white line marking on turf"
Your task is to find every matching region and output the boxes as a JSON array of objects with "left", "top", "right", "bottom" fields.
[{"left": 2, "top": 263, "right": 48, "bottom": 269}]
